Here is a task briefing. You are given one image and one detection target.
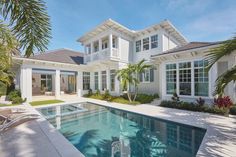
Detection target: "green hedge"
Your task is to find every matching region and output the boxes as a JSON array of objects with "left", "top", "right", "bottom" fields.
[
  {"left": 0, "top": 82, "right": 7, "bottom": 96},
  {"left": 160, "top": 100, "right": 229, "bottom": 116}
]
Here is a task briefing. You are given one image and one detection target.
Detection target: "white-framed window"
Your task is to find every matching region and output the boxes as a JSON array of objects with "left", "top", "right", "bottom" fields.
[
  {"left": 166, "top": 64, "right": 177, "bottom": 95},
  {"left": 102, "top": 40, "right": 108, "bottom": 49},
  {"left": 194, "top": 60, "right": 209, "bottom": 96},
  {"left": 179, "top": 62, "right": 191, "bottom": 96},
  {"left": 136, "top": 40, "right": 141, "bottom": 52},
  {"left": 85, "top": 44, "right": 91, "bottom": 54},
  {"left": 143, "top": 37, "right": 149, "bottom": 51},
  {"left": 83, "top": 72, "right": 90, "bottom": 90},
  {"left": 94, "top": 41, "right": 99, "bottom": 52},
  {"left": 101, "top": 71, "right": 107, "bottom": 90},
  {"left": 144, "top": 69, "right": 150, "bottom": 82},
  {"left": 139, "top": 68, "right": 154, "bottom": 83},
  {"left": 112, "top": 38, "right": 116, "bottom": 48},
  {"left": 165, "top": 60, "right": 209, "bottom": 97},
  {"left": 151, "top": 34, "right": 158, "bottom": 49},
  {"left": 110, "top": 70, "right": 116, "bottom": 91},
  {"left": 94, "top": 72, "right": 99, "bottom": 90}
]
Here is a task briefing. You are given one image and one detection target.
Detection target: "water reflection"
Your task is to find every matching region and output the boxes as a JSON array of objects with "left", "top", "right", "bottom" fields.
[{"left": 40, "top": 103, "right": 205, "bottom": 157}]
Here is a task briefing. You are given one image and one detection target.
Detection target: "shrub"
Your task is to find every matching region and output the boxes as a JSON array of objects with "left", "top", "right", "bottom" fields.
[
  {"left": 95, "top": 89, "right": 100, "bottom": 95},
  {"left": 196, "top": 97, "right": 205, "bottom": 107},
  {"left": 160, "top": 100, "right": 228, "bottom": 116},
  {"left": 214, "top": 96, "right": 233, "bottom": 108},
  {"left": 12, "top": 97, "right": 24, "bottom": 104},
  {"left": 136, "top": 94, "right": 155, "bottom": 104},
  {"left": 103, "top": 90, "right": 111, "bottom": 100},
  {"left": 7, "top": 89, "right": 24, "bottom": 104},
  {"left": 230, "top": 105, "right": 236, "bottom": 115}
]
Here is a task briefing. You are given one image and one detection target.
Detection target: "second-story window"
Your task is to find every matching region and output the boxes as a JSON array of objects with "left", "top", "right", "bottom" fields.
[
  {"left": 151, "top": 35, "right": 158, "bottom": 49},
  {"left": 136, "top": 40, "right": 141, "bottom": 52},
  {"left": 86, "top": 44, "right": 91, "bottom": 54},
  {"left": 94, "top": 41, "right": 99, "bottom": 52},
  {"left": 143, "top": 37, "right": 149, "bottom": 51}
]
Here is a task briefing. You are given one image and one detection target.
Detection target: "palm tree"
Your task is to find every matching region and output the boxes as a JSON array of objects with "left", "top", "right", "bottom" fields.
[
  {"left": 206, "top": 35, "right": 236, "bottom": 96},
  {"left": 116, "top": 60, "right": 151, "bottom": 102},
  {"left": 132, "top": 59, "right": 151, "bottom": 101},
  {"left": 0, "top": 0, "right": 51, "bottom": 85}
]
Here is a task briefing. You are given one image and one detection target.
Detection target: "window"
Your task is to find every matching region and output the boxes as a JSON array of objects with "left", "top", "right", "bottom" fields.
[
  {"left": 179, "top": 62, "right": 191, "bottom": 96},
  {"left": 166, "top": 64, "right": 177, "bottom": 94},
  {"left": 139, "top": 68, "right": 154, "bottom": 83},
  {"left": 143, "top": 37, "right": 149, "bottom": 51},
  {"left": 102, "top": 40, "right": 108, "bottom": 49},
  {"left": 85, "top": 44, "right": 91, "bottom": 54},
  {"left": 94, "top": 72, "right": 99, "bottom": 90},
  {"left": 144, "top": 69, "right": 150, "bottom": 82},
  {"left": 41, "top": 74, "right": 52, "bottom": 92},
  {"left": 194, "top": 60, "right": 208, "bottom": 96},
  {"left": 110, "top": 70, "right": 116, "bottom": 91},
  {"left": 136, "top": 40, "right": 141, "bottom": 52},
  {"left": 101, "top": 71, "right": 107, "bottom": 90},
  {"left": 83, "top": 72, "right": 90, "bottom": 90},
  {"left": 94, "top": 41, "right": 99, "bottom": 52},
  {"left": 151, "top": 35, "right": 158, "bottom": 49},
  {"left": 112, "top": 38, "right": 116, "bottom": 48}
]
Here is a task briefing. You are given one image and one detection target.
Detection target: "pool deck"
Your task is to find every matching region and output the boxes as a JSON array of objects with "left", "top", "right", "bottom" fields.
[{"left": 1, "top": 97, "right": 236, "bottom": 157}]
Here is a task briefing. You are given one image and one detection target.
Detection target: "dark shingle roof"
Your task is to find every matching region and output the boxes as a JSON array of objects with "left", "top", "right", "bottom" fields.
[
  {"left": 30, "top": 48, "right": 84, "bottom": 65},
  {"left": 151, "top": 41, "right": 221, "bottom": 57}
]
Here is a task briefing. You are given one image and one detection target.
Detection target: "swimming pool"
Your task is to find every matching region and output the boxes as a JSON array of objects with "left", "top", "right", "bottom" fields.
[{"left": 37, "top": 103, "right": 206, "bottom": 157}]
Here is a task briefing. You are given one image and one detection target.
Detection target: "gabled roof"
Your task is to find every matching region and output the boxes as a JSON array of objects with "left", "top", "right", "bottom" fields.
[
  {"left": 78, "top": 19, "right": 188, "bottom": 45},
  {"left": 151, "top": 41, "right": 221, "bottom": 57},
  {"left": 29, "top": 48, "right": 84, "bottom": 65}
]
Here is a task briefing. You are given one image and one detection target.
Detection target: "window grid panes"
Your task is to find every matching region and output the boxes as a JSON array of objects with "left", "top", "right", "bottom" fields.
[
  {"left": 144, "top": 69, "right": 150, "bottom": 82},
  {"left": 83, "top": 72, "right": 90, "bottom": 90},
  {"left": 94, "top": 72, "right": 99, "bottom": 90},
  {"left": 194, "top": 60, "right": 209, "bottom": 96},
  {"left": 151, "top": 34, "right": 158, "bottom": 49},
  {"left": 179, "top": 62, "right": 191, "bottom": 96},
  {"left": 143, "top": 37, "right": 149, "bottom": 51},
  {"left": 110, "top": 70, "right": 116, "bottom": 91},
  {"left": 166, "top": 64, "right": 177, "bottom": 94},
  {"left": 101, "top": 71, "right": 107, "bottom": 90},
  {"left": 136, "top": 40, "right": 141, "bottom": 52}
]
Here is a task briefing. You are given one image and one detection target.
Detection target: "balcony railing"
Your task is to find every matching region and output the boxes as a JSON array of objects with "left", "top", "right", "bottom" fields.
[{"left": 84, "top": 48, "right": 119, "bottom": 63}]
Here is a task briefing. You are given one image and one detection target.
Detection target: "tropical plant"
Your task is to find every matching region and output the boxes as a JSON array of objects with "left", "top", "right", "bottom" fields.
[
  {"left": 116, "top": 60, "right": 151, "bottom": 102},
  {"left": 206, "top": 35, "right": 236, "bottom": 96},
  {"left": 196, "top": 97, "right": 205, "bottom": 107},
  {"left": 0, "top": 0, "right": 51, "bottom": 85},
  {"left": 214, "top": 96, "right": 233, "bottom": 109}
]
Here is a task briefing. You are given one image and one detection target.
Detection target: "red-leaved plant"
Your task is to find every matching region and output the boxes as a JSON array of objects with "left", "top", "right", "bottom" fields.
[{"left": 214, "top": 96, "right": 233, "bottom": 108}]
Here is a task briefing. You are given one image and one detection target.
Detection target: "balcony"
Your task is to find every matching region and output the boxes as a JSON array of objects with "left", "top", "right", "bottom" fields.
[{"left": 84, "top": 48, "right": 119, "bottom": 63}]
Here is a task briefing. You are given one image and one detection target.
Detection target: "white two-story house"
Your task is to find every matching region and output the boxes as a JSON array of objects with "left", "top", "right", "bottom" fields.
[{"left": 13, "top": 19, "right": 236, "bottom": 103}]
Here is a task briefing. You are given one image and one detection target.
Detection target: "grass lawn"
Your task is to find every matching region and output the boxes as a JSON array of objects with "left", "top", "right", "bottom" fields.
[
  {"left": 0, "top": 104, "right": 21, "bottom": 107},
  {"left": 30, "top": 100, "right": 64, "bottom": 106}
]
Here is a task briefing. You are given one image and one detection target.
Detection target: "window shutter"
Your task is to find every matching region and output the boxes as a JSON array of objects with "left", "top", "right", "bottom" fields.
[
  {"left": 139, "top": 73, "right": 143, "bottom": 82},
  {"left": 150, "top": 68, "right": 154, "bottom": 82}
]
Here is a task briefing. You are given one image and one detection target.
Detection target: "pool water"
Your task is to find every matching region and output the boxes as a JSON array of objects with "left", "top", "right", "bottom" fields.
[{"left": 37, "top": 103, "right": 206, "bottom": 157}]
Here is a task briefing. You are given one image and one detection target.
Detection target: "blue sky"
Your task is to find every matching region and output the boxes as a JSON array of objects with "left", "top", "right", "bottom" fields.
[{"left": 45, "top": 0, "right": 236, "bottom": 52}]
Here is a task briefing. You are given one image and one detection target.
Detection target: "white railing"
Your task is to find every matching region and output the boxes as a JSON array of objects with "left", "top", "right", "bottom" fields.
[{"left": 84, "top": 48, "right": 119, "bottom": 63}]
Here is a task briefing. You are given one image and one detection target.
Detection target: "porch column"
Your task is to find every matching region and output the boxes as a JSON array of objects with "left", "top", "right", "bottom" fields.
[
  {"left": 115, "top": 74, "right": 120, "bottom": 95},
  {"left": 76, "top": 71, "right": 83, "bottom": 97},
  {"left": 117, "top": 36, "right": 121, "bottom": 58},
  {"left": 106, "top": 69, "right": 111, "bottom": 91},
  {"left": 55, "top": 69, "right": 60, "bottom": 99},
  {"left": 21, "top": 67, "right": 32, "bottom": 102},
  {"left": 109, "top": 34, "right": 113, "bottom": 56},
  {"left": 98, "top": 71, "right": 102, "bottom": 91},
  {"left": 209, "top": 63, "right": 218, "bottom": 98},
  {"left": 90, "top": 72, "right": 95, "bottom": 91},
  {"left": 99, "top": 39, "right": 102, "bottom": 51}
]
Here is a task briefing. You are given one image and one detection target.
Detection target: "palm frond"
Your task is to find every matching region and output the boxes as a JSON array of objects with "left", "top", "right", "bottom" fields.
[
  {"left": 214, "top": 65, "right": 236, "bottom": 96},
  {"left": 0, "top": 0, "right": 51, "bottom": 57}
]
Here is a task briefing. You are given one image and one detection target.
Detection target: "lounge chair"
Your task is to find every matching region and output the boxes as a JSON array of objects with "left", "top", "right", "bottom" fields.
[{"left": 0, "top": 109, "right": 39, "bottom": 133}]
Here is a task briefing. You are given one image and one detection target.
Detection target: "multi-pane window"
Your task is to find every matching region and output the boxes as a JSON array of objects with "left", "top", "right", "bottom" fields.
[
  {"left": 136, "top": 40, "right": 141, "bottom": 52},
  {"left": 151, "top": 34, "right": 158, "bottom": 49},
  {"left": 143, "top": 37, "right": 149, "bottom": 51},
  {"left": 179, "top": 62, "right": 191, "bottom": 96},
  {"left": 41, "top": 74, "right": 52, "bottom": 91},
  {"left": 110, "top": 70, "right": 116, "bottom": 91},
  {"left": 112, "top": 38, "right": 116, "bottom": 48},
  {"left": 194, "top": 60, "right": 208, "bottom": 96},
  {"left": 83, "top": 72, "right": 90, "bottom": 90},
  {"left": 166, "top": 64, "right": 177, "bottom": 94},
  {"left": 94, "top": 41, "right": 99, "bottom": 52},
  {"left": 94, "top": 72, "right": 99, "bottom": 90},
  {"left": 101, "top": 71, "right": 107, "bottom": 90},
  {"left": 144, "top": 69, "right": 150, "bottom": 82}
]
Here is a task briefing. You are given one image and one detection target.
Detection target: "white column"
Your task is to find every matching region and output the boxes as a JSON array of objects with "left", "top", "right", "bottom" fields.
[
  {"left": 55, "top": 69, "right": 60, "bottom": 99},
  {"left": 21, "top": 67, "right": 32, "bottom": 102},
  {"left": 117, "top": 36, "right": 121, "bottom": 58},
  {"left": 90, "top": 72, "right": 95, "bottom": 91},
  {"left": 106, "top": 69, "right": 111, "bottom": 91},
  {"left": 209, "top": 63, "right": 218, "bottom": 98},
  {"left": 76, "top": 71, "right": 83, "bottom": 97},
  {"left": 98, "top": 71, "right": 102, "bottom": 91},
  {"left": 109, "top": 34, "right": 113, "bottom": 56},
  {"left": 90, "top": 42, "right": 94, "bottom": 54},
  {"left": 115, "top": 74, "right": 120, "bottom": 95},
  {"left": 99, "top": 39, "right": 102, "bottom": 51}
]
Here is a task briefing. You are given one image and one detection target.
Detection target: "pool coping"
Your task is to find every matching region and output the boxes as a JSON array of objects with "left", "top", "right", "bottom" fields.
[{"left": 33, "top": 98, "right": 236, "bottom": 157}]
